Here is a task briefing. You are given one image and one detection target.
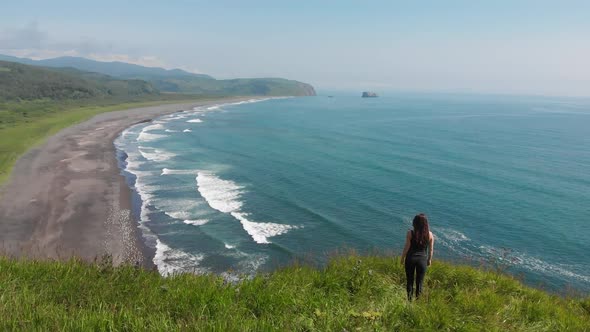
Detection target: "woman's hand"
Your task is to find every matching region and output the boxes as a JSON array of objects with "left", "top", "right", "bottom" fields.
[{"left": 428, "top": 232, "right": 434, "bottom": 267}]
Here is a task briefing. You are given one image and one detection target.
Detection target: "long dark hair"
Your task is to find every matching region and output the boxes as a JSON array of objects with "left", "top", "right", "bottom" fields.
[{"left": 412, "top": 213, "right": 430, "bottom": 246}]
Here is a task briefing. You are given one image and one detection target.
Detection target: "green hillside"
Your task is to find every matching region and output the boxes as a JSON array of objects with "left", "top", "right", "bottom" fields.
[
  {"left": 0, "top": 55, "right": 317, "bottom": 97},
  {"left": 0, "top": 54, "right": 213, "bottom": 80},
  {"left": 0, "top": 57, "right": 314, "bottom": 186},
  {"left": 151, "top": 76, "right": 317, "bottom": 96},
  {"left": 0, "top": 60, "right": 158, "bottom": 101},
  {"left": 0, "top": 254, "right": 588, "bottom": 331},
  {"left": 0, "top": 95, "right": 229, "bottom": 186},
  {"left": 0, "top": 61, "right": 225, "bottom": 185}
]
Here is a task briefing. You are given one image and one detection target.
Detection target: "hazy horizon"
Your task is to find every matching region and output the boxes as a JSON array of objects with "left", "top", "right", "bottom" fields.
[{"left": 1, "top": 1, "right": 589, "bottom": 97}]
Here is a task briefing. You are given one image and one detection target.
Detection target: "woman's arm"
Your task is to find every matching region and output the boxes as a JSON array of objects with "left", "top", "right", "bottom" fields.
[
  {"left": 428, "top": 231, "right": 434, "bottom": 266},
  {"left": 401, "top": 230, "right": 411, "bottom": 264}
]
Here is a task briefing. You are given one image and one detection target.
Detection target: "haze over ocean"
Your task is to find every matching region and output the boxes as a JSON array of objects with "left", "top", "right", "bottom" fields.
[{"left": 115, "top": 94, "right": 590, "bottom": 292}]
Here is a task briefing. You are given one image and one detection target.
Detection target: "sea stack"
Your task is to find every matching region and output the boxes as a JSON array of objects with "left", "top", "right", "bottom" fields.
[{"left": 362, "top": 91, "right": 378, "bottom": 98}]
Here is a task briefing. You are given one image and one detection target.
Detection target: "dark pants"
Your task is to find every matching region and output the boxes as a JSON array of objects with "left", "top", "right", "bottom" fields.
[{"left": 405, "top": 254, "right": 427, "bottom": 300}]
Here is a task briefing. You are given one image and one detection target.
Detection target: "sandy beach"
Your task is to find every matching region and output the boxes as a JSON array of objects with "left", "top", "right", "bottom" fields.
[{"left": 0, "top": 98, "right": 247, "bottom": 266}]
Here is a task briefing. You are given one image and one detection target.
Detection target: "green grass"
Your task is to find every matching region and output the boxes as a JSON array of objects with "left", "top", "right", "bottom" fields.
[
  {"left": 0, "top": 95, "right": 231, "bottom": 185},
  {"left": 0, "top": 254, "right": 588, "bottom": 331}
]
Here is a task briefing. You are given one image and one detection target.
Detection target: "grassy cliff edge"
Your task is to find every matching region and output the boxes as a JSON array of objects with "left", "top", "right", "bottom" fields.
[{"left": 1, "top": 254, "right": 588, "bottom": 331}]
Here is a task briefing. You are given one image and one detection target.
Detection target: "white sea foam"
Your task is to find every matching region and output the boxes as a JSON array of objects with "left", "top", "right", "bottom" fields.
[
  {"left": 155, "top": 197, "right": 208, "bottom": 222},
  {"left": 120, "top": 128, "right": 134, "bottom": 139},
  {"left": 124, "top": 156, "right": 144, "bottom": 172},
  {"left": 165, "top": 210, "right": 192, "bottom": 220},
  {"left": 185, "top": 98, "right": 271, "bottom": 117},
  {"left": 117, "top": 142, "right": 160, "bottom": 223},
  {"left": 526, "top": 258, "right": 590, "bottom": 284},
  {"left": 184, "top": 219, "right": 209, "bottom": 226},
  {"left": 155, "top": 98, "right": 275, "bottom": 131},
  {"left": 161, "top": 168, "right": 198, "bottom": 175},
  {"left": 139, "top": 148, "right": 176, "bottom": 162},
  {"left": 165, "top": 129, "right": 179, "bottom": 133},
  {"left": 478, "top": 245, "right": 590, "bottom": 284},
  {"left": 438, "top": 228, "right": 590, "bottom": 285},
  {"left": 227, "top": 98, "right": 271, "bottom": 107},
  {"left": 135, "top": 178, "right": 158, "bottom": 221},
  {"left": 231, "top": 212, "right": 300, "bottom": 244},
  {"left": 154, "top": 239, "right": 207, "bottom": 276},
  {"left": 196, "top": 171, "right": 244, "bottom": 213},
  {"left": 137, "top": 131, "right": 166, "bottom": 142},
  {"left": 115, "top": 134, "right": 166, "bottom": 268},
  {"left": 437, "top": 229, "right": 468, "bottom": 242},
  {"left": 196, "top": 171, "right": 300, "bottom": 243},
  {"left": 239, "top": 253, "right": 267, "bottom": 271},
  {"left": 163, "top": 113, "right": 187, "bottom": 121},
  {"left": 220, "top": 252, "right": 268, "bottom": 282},
  {"left": 128, "top": 168, "right": 157, "bottom": 222},
  {"left": 143, "top": 123, "right": 165, "bottom": 132},
  {"left": 183, "top": 129, "right": 192, "bottom": 133},
  {"left": 116, "top": 98, "right": 285, "bottom": 275}
]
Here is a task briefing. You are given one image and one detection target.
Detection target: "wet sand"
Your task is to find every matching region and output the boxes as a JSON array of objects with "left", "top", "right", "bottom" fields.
[{"left": 0, "top": 98, "right": 247, "bottom": 266}]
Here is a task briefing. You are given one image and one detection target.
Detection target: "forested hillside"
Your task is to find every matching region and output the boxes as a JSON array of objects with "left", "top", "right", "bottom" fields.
[
  {"left": 0, "top": 61, "right": 158, "bottom": 101},
  {"left": 0, "top": 55, "right": 317, "bottom": 97}
]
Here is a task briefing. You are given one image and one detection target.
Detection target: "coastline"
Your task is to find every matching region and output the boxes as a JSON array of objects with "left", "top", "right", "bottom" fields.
[{"left": 0, "top": 97, "right": 251, "bottom": 267}]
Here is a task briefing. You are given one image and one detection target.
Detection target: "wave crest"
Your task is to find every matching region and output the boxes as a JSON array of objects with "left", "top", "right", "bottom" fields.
[
  {"left": 154, "top": 239, "right": 207, "bottom": 276},
  {"left": 196, "top": 171, "right": 300, "bottom": 244}
]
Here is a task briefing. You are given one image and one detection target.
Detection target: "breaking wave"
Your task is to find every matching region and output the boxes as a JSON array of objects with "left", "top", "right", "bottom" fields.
[
  {"left": 154, "top": 239, "right": 207, "bottom": 276},
  {"left": 139, "top": 148, "right": 176, "bottom": 162},
  {"left": 137, "top": 131, "right": 166, "bottom": 142},
  {"left": 437, "top": 228, "right": 590, "bottom": 285},
  {"left": 196, "top": 171, "right": 301, "bottom": 244},
  {"left": 183, "top": 219, "right": 209, "bottom": 226},
  {"left": 161, "top": 168, "right": 198, "bottom": 176},
  {"left": 142, "top": 123, "right": 165, "bottom": 132}
]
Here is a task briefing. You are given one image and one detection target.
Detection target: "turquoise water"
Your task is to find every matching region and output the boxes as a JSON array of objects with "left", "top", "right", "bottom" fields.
[{"left": 115, "top": 94, "right": 590, "bottom": 292}]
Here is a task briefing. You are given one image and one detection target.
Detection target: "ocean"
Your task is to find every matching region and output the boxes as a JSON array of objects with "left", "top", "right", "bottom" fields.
[{"left": 115, "top": 93, "right": 590, "bottom": 292}]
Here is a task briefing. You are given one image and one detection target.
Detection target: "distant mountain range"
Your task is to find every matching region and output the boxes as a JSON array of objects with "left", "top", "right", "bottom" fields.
[
  {"left": 0, "top": 54, "right": 316, "bottom": 98},
  {"left": 0, "top": 60, "right": 158, "bottom": 100}
]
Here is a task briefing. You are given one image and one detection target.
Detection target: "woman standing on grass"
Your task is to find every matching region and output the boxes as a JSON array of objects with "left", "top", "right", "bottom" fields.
[{"left": 401, "top": 213, "right": 434, "bottom": 300}]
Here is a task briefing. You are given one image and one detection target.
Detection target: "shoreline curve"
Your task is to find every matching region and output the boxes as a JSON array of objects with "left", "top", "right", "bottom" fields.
[{"left": 0, "top": 97, "right": 251, "bottom": 267}]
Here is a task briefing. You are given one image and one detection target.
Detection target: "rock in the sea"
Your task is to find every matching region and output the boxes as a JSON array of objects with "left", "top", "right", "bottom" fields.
[{"left": 362, "top": 91, "right": 378, "bottom": 98}]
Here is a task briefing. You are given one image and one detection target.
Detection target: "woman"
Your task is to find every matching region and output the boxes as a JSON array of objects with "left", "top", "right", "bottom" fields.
[{"left": 401, "top": 213, "right": 434, "bottom": 300}]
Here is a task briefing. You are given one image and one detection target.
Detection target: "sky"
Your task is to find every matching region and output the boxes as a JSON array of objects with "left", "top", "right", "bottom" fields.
[{"left": 1, "top": 0, "right": 589, "bottom": 97}]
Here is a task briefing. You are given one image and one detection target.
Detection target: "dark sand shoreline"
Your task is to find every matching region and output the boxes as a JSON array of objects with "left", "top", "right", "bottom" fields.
[{"left": 0, "top": 98, "right": 250, "bottom": 267}]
